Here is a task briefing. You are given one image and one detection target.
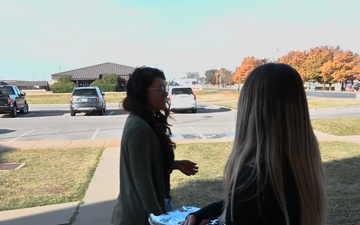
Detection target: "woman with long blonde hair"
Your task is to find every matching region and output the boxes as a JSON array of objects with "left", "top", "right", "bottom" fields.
[{"left": 182, "top": 63, "right": 327, "bottom": 225}]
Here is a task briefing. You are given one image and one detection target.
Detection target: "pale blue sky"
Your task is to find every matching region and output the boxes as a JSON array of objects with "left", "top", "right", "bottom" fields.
[{"left": 1, "top": 0, "right": 359, "bottom": 81}]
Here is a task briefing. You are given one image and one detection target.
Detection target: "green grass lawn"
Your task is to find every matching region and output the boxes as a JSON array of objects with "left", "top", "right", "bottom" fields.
[
  {"left": 1, "top": 142, "right": 359, "bottom": 224},
  {"left": 172, "top": 141, "right": 360, "bottom": 225},
  {"left": 0, "top": 147, "right": 104, "bottom": 211},
  {"left": 312, "top": 117, "right": 360, "bottom": 136}
]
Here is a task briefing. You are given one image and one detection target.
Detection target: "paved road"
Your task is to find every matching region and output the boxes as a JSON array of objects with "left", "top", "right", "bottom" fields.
[
  {"left": 1, "top": 102, "right": 359, "bottom": 142},
  {"left": 309, "top": 107, "right": 360, "bottom": 119},
  {"left": 306, "top": 91, "right": 359, "bottom": 99}
]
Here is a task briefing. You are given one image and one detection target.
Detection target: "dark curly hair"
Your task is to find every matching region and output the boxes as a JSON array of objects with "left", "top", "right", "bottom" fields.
[{"left": 122, "top": 67, "right": 175, "bottom": 149}]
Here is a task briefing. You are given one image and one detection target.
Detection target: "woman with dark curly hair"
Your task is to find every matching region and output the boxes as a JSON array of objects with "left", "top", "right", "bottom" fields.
[{"left": 111, "top": 67, "right": 198, "bottom": 225}]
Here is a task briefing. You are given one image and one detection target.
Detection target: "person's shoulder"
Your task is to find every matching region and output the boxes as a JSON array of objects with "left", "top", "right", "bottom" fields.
[
  {"left": 126, "top": 114, "right": 149, "bottom": 127},
  {"left": 122, "top": 114, "right": 156, "bottom": 143},
  {"left": 123, "top": 114, "right": 153, "bottom": 136}
]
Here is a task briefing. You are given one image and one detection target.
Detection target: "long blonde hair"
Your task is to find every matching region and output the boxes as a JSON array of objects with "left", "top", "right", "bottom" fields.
[{"left": 222, "top": 63, "right": 326, "bottom": 225}]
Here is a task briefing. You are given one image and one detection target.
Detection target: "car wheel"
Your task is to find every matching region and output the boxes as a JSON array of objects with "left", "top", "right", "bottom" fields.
[
  {"left": 191, "top": 108, "right": 197, "bottom": 113},
  {"left": 98, "top": 107, "right": 104, "bottom": 115},
  {"left": 10, "top": 104, "right": 17, "bottom": 117},
  {"left": 20, "top": 103, "right": 29, "bottom": 114},
  {"left": 70, "top": 109, "right": 76, "bottom": 116}
]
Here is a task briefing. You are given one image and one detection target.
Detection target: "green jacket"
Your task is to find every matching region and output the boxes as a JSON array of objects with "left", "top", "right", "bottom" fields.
[{"left": 111, "top": 113, "right": 166, "bottom": 225}]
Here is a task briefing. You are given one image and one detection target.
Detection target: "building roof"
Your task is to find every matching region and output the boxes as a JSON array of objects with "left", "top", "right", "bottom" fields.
[
  {"left": 1, "top": 80, "right": 49, "bottom": 87},
  {"left": 51, "top": 62, "right": 136, "bottom": 81}
]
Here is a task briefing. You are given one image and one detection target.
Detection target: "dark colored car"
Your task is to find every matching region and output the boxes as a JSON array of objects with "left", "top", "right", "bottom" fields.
[
  {"left": 70, "top": 86, "right": 106, "bottom": 116},
  {"left": 0, "top": 85, "right": 29, "bottom": 117}
]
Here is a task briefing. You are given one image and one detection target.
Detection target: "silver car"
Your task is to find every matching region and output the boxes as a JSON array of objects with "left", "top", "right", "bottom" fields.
[
  {"left": 168, "top": 86, "right": 197, "bottom": 113},
  {"left": 70, "top": 86, "right": 106, "bottom": 116}
]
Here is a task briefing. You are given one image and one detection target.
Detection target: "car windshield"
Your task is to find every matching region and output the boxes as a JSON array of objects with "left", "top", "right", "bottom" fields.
[
  {"left": 0, "top": 86, "right": 15, "bottom": 95},
  {"left": 172, "top": 88, "right": 192, "bottom": 95},
  {"left": 73, "top": 89, "right": 98, "bottom": 96}
]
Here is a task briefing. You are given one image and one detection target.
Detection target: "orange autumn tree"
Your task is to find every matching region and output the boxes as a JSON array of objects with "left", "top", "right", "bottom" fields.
[
  {"left": 320, "top": 60, "right": 336, "bottom": 88},
  {"left": 315, "top": 47, "right": 341, "bottom": 89},
  {"left": 210, "top": 45, "right": 359, "bottom": 92},
  {"left": 354, "top": 56, "right": 360, "bottom": 80},
  {"left": 324, "top": 50, "right": 360, "bottom": 85},
  {"left": 278, "top": 51, "right": 308, "bottom": 80},
  {"left": 305, "top": 46, "right": 335, "bottom": 83},
  {"left": 233, "top": 57, "right": 267, "bottom": 85}
]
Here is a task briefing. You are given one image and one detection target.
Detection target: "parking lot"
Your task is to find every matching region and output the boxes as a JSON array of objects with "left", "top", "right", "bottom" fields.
[
  {"left": 1, "top": 101, "right": 360, "bottom": 143},
  {"left": 0, "top": 103, "right": 236, "bottom": 142}
]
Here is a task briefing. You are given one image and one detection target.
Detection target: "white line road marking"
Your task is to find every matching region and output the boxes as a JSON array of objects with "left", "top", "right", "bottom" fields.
[
  {"left": 9, "top": 130, "right": 35, "bottom": 142},
  {"left": 91, "top": 128, "right": 100, "bottom": 140}
]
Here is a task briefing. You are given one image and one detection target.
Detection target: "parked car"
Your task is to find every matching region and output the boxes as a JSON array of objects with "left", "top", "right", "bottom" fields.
[
  {"left": 0, "top": 85, "right": 29, "bottom": 117},
  {"left": 168, "top": 86, "right": 197, "bottom": 113},
  {"left": 353, "top": 82, "right": 360, "bottom": 92},
  {"left": 70, "top": 86, "right": 106, "bottom": 116}
]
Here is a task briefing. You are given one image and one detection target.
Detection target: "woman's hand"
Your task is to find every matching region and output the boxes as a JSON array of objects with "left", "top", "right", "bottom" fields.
[
  {"left": 180, "top": 214, "right": 210, "bottom": 225},
  {"left": 173, "top": 160, "right": 199, "bottom": 176}
]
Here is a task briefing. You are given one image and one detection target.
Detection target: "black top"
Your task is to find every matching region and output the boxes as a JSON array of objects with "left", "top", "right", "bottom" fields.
[
  {"left": 152, "top": 114, "right": 175, "bottom": 199},
  {"left": 191, "top": 165, "right": 300, "bottom": 225},
  {"left": 162, "top": 145, "right": 174, "bottom": 198}
]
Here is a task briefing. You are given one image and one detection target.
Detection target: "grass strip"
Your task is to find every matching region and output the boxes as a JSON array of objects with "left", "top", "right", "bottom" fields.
[
  {"left": 171, "top": 141, "right": 360, "bottom": 224},
  {"left": 0, "top": 147, "right": 104, "bottom": 211},
  {"left": 312, "top": 117, "right": 360, "bottom": 136}
]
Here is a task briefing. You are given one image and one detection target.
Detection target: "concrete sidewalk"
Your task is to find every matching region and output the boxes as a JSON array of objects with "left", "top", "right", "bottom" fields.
[
  {"left": 72, "top": 147, "right": 119, "bottom": 225},
  {"left": 0, "top": 133, "right": 360, "bottom": 225}
]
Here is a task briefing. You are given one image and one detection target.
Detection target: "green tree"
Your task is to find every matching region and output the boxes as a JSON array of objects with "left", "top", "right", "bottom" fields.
[
  {"left": 219, "top": 68, "right": 234, "bottom": 86},
  {"left": 57, "top": 75, "right": 73, "bottom": 83},
  {"left": 101, "top": 74, "right": 118, "bottom": 84},
  {"left": 51, "top": 75, "right": 76, "bottom": 93},
  {"left": 204, "top": 69, "right": 217, "bottom": 84},
  {"left": 90, "top": 74, "right": 117, "bottom": 92},
  {"left": 185, "top": 72, "right": 200, "bottom": 80}
]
